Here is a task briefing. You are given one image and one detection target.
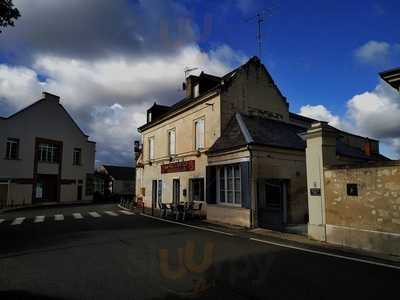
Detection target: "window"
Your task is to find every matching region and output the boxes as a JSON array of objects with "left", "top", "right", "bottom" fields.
[
  {"left": 148, "top": 137, "right": 155, "bottom": 160},
  {"left": 217, "top": 165, "right": 241, "bottom": 205},
  {"left": 85, "top": 174, "right": 93, "bottom": 196},
  {"left": 168, "top": 129, "right": 176, "bottom": 156},
  {"left": 193, "top": 83, "right": 199, "bottom": 98},
  {"left": 347, "top": 183, "right": 358, "bottom": 196},
  {"left": 73, "top": 148, "right": 82, "bottom": 165},
  {"left": 5, "top": 138, "right": 19, "bottom": 160},
  {"left": 190, "top": 178, "right": 204, "bottom": 201},
  {"left": 38, "top": 143, "right": 59, "bottom": 163},
  {"left": 194, "top": 118, "right": 204, "bottom": 150}
]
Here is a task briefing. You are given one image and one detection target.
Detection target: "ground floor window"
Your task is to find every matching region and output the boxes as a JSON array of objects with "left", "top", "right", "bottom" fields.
[
  {"left": 217, "top": 164, "right": 241, "bottom": 205},
  {"left": 189, "top": 178, "right": 204, "bottom": 201}
]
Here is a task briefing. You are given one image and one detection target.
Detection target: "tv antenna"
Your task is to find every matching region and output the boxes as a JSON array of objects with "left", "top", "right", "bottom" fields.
[
  {"left": 245, "top": 9, "right": 273, "bottom": 59},
  {"left": 184, "top": 66, "right": 198, "bottom": 78}
]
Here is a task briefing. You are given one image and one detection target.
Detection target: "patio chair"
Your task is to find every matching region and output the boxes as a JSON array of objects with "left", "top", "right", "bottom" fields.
[{"left": 182, "top": 202, "right": 203, "bottom": 221}]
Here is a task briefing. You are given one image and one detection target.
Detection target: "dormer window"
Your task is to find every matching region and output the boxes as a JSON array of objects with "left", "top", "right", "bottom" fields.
[
  {"left": 193, "top": 83, "right": 199, "bottom": 98},
  {"left": 148, "top": 112, "right": 152, "bottom": 123}
]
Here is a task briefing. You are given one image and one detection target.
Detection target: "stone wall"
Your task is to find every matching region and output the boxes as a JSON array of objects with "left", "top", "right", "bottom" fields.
[{"left": 324, "top": 161, "right": 400, "bottom": 255}]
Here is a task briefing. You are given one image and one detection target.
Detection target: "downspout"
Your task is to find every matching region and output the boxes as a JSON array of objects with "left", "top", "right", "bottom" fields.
[{"left": 248, "top": 144, "right": 254, "bottom": 228}]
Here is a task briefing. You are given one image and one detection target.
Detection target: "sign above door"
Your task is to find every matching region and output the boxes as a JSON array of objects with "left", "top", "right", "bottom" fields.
[{"left": 161, "top": 160, "right": 195, "bottom": 174}]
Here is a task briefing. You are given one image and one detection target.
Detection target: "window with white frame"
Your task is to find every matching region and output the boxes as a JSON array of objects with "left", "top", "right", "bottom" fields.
[
  {"left": 217, "top": 165, "right": 241, "bottom": 205},
  {"left": 168, "top": 129, "right": 176, "bottom": 156},
  {"left": 6, "top": 138, "right": 19, "bottom": 160},
  {"left": 38, "top": 143, "right": 59, "bottom": 163},
  {"left": 193, "top": 83, "right": 199, "bottom": 98},
  {"left": 148, "top": 137, "right": 155, "bottom": 160},
  {"left": 73, "top": 148, "right": 82, "bottom": 165},
  {"left": 194, "top": 118, "right": 204, "bottom": 150}
]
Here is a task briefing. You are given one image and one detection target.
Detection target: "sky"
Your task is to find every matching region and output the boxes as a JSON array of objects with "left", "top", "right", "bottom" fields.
[{"left": 0, "top": 0, "right": 399, "bottom": 166}]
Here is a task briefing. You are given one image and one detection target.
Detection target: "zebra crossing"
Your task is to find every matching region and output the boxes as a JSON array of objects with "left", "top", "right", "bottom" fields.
[{"left": 0, "top": 210, "right": 135, "bottom": 226}]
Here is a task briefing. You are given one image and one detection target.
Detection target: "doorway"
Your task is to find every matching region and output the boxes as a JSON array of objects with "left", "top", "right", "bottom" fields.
[
  {"left": 77, "top": 184, "right": 83, "bottom": 201},
  {"left": 35, "top": 175, "right": 59, "bottom": 203},
  {"left": 257, "top": 179, "right": 288, "bottom": 229},
  {"left": 172, "top": 179, "right": 180, "bottom": 204},
  {"left": 0, "top": 184, "right": 8, "bottom": 208},
  {"left": 152, "top": 180, "right": 158, "bottom": 215}
]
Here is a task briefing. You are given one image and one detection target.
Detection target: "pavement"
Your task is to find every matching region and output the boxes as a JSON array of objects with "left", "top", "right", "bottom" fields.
[{"left": 0, "top": 203, "right": 399, "bottom": 300}]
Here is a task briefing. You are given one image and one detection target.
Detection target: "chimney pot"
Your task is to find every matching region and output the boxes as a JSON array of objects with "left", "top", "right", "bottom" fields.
[{"left": 363, "top": 138, "right": 372, "bottom": 156}]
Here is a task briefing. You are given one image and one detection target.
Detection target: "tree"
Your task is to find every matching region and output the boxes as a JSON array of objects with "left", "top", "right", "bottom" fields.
[{"left": 0, "top": 0, "right": 20, "bottom": 33}]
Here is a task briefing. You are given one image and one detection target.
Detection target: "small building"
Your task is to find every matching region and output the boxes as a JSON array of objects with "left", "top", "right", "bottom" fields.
[
  {"left": 380, "top": 67, "right": 400, "bottom": 92},
  {"left": 135, "top": 57, "right": 387, "bottom": 229},
  {"left": 97, "top": 165, "right": 135, "bottom": 201},
  {"left": 0, "top": 92, "right": 96, "bottom": 207}
]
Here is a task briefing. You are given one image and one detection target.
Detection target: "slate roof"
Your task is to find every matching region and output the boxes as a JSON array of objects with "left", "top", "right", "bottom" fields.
[
  {"left": 336, "top": 140, "right": 390, "bottom": 161},
  {"left": 138, "top": 56, "right": 287, "bottom": 132},
  {"left": 102, "top": 165, "right": 135, "bottom": 181},
  {"left": 208, "top": 113, "right": 306, "bottom": 153},
  {"left": 208, "top": 113, "right": 390, "bottom": 161}
]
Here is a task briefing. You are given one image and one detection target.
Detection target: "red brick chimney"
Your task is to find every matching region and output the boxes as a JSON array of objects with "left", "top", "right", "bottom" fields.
[{"left": 363, "top": 138, "right": 372, "bottom": 156}]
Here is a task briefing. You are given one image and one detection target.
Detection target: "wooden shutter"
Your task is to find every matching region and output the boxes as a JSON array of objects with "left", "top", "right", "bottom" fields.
[
  {"left": 206, "top": 166, "right": 216, "bottom": 204},
  {"left": 240, "top": 161, "right": 251, "bottom": 209}
]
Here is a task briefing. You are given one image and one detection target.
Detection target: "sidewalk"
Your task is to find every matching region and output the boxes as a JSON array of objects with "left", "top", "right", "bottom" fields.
[{"left": 202, "top": 219, "right": 400, "bottom": 264}]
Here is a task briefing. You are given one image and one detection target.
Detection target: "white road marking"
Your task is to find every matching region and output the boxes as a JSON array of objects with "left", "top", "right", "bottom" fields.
[
  {"left": 54, "top": 214, "right": 64, "bottom": 221},
  {"left": 0, "top": 219, "right": 5, "bottom": 224},
  {"left": 140, "top": 213, "right": 235, "bottom": 237},
  {"left": 72, "top": 213, "right": 83, "bottom": 219},
  {"left": 34, "top": 216, "right": 45, "bottom": 223},
  {"left": 104, "top": 211, "right": 118, "bottom": 216},
  {"left": 88, "top": 212, "right": 101, "bottom": 218},
  {"left": 250, "top": 238, "right": 400, "bottom": 270},
  {"left": 119, "top": 210, "right": 135, "bottom": 215},
  {"left": 11, "top": 217, "right": 25, "bottom": 225}
]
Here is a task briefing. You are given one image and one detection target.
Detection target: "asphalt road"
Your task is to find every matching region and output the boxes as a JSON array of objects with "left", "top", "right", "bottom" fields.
[{"left": 0, "top": 203, "right": 398, "bottom": 300}]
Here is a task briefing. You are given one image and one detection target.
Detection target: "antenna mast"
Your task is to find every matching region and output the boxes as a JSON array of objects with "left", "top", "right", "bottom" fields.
[{"left": 245, "top": 9, "right": 272, "bottom": 59}]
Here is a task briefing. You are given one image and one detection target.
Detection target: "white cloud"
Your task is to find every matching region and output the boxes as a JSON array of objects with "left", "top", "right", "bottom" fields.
[
  {"left": 346, "top": 81, "right": 400, "bottom": 138},
  {"left": 0, "top": 65, "right": 43, "bottom": 109},
  {"left": 299, "top": 81, "right": 400, "bottom": 159},
  {"left": 0, "top": 44, "right": 245, "bottom": 165},
  {"left": 299, "top": 104, "right": 342, "bottom": 128},
  {"left": 354, "top": 40, "right": 391, "bottom": 65}
]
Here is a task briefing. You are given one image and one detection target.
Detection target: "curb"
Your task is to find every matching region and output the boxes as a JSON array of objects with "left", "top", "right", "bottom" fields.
[{"left": 201, "top": 220, "right": 400, "bottom": 264}]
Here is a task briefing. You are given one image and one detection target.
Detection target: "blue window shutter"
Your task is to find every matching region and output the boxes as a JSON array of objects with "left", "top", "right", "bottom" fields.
[
  {"left": 206, "top": 166, "right": 216, "bottom": 204},
  {"left": 240, "top": 161, "right": 251, "bottom": 209}
]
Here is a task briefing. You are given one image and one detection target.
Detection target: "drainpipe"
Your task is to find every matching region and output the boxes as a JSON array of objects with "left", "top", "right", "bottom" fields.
[{"left": 248, "top": 144, "right": 254, "bottom": 228}]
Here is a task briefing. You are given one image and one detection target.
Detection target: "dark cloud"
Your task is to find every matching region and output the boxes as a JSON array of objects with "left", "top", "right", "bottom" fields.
[
  {"left": 0, "top": 1, "right": 245, "bottom": 166},
  {"left": 2, "top": 0, "right": 196, "bottom": 62}
]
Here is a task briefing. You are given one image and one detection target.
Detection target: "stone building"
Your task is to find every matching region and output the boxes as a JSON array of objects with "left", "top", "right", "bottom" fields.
[
  {"left": 96, "top": 165, "right": 135, "bottom": 201},
  {"left": 0, "top": 92, "right": 96, "bottom": 207},
  {"left": 135, "top": 57, "right": 387, "bottom": 229}
]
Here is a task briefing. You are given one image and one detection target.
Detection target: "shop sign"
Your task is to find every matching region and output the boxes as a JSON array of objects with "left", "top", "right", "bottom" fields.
[{"left": 161, "top": 160, "right": 195, "bottom": 174}]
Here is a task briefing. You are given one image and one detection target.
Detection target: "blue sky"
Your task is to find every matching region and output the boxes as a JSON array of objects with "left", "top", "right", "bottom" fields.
[
  {"left": 192, "top": 0, "right": 399, "bottom": 111},
  {"left": 0, "top": 0, "right": 399, "bottom": 164}
]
